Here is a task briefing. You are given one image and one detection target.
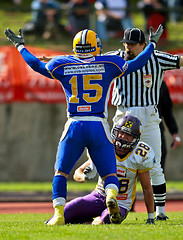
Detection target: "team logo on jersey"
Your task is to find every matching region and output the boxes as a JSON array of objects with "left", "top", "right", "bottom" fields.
[
  {"left": 77, "top": 105, "right": 91, "bottom": 112},
  {"left": 117, "top": 194, "right": 128, "bottom": 200},
  {"left": 143, "top": 74, "right": 152, "bottom": 88},
  {"left": 117, "top": 167, "right": 126, "bottom": 177},
  {"left": 124, "top": 121, "right": 133, "bottom": 128}
]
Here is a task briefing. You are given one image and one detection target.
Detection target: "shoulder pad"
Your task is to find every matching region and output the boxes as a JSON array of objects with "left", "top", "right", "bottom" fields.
[{"left": 131, "top": 142, "right": 155, "bottom": 170}]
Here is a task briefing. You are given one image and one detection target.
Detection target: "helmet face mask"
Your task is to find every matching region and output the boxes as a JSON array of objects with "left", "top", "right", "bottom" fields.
[
  {"left": 73, "top": 29, "right": 102, "bottom": 58},
  {"left": 111, "top": 115, "right": 142, "bottom": 157}
]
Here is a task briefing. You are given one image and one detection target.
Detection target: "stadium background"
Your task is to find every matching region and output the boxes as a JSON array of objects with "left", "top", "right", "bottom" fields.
[{"left": 0, "top": 0, "right": 183, "bottom": 182}]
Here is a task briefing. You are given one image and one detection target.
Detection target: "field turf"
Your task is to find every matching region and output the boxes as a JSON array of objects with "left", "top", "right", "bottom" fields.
[{"left": 0, "top": 212, "right": 183, "bottom": 240}]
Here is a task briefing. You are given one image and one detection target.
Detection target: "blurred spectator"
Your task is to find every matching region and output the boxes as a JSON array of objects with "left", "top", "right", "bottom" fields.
[
  {"left": 12, "top": 0, "right": 22, "bottom": 4},
  {"left": 23, "top": 0, "right": 66, "bottom": 40},
  {"left": 138, "top": 0, "right": 168, "bottom": 45},
  {"left": 67, "top": 0, "right": 90, "bottom": 36},
  {"left": 158, "top": 81, "right": 181, "bottom": 172},
  {"left": 95, "top": 0, "right": 134, "bottom": 41},
  {"left": 167, "top": 0, "right": 182, "bottom": 24}
]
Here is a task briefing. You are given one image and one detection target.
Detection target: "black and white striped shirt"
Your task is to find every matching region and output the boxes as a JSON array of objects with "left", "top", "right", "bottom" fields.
[{"left": 109, "top": 49, "right": 180, "bottom": 107}]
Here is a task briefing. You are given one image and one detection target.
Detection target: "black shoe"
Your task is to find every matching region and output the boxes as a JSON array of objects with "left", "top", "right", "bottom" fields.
[
  {"left": 146, "top": 218, "right": 155, "bottom": 224},
  {"left": 156, "top": 213, "right": 169, "bottom": 221}
]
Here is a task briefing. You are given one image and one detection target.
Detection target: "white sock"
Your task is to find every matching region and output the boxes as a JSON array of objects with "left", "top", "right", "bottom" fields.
[
  {"left": 53, "top": 197, "right": 65, "bottom": 208},
  {"left": 156, "top": 206, "right": 165, "bottom": 216},
  {"left": 105, "top": 184, "right": 119, "bottom": 194}
]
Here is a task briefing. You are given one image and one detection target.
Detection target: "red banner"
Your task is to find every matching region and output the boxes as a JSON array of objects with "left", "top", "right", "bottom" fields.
[
  {"left": 164, "top": 50, "right": 183, "bottom": 104},
  {"left": 0, "top": 46, "right": 183, "bottom": 103},
  {"left": 0, "top": 46, "right": 66, "bottom": 103}
]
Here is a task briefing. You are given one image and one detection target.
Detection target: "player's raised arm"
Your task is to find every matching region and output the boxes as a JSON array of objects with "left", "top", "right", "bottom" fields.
[
  {"left": 4, "top": 28, "right": 52, "bottom": 79},
  {"left": 123, "top": 25, "right": 164, "bottom": 76}
]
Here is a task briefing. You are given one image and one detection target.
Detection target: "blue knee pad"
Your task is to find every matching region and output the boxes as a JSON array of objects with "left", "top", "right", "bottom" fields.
[{"left": 52, "top": 175, "right": 67, "bottom": 200}]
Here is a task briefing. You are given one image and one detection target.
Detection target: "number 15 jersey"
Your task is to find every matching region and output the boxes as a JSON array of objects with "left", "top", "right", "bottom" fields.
[
  {"left": 46, "top": 55, "right": 127, "bottom": 118},
  {"left": 19, "top": 42, "right": 154, "bottom": 118}
]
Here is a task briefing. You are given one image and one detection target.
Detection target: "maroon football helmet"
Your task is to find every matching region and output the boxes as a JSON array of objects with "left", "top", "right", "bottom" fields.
[{"left": 111, "top": 115, "right": 142, "bottom": 156}]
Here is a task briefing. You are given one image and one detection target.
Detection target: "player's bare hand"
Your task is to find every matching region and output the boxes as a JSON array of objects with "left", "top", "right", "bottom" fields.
[
  {"left": 92, "top": 217, "right": 103, "bottom": 225},
  {"left": 5, "top": 28, "right": 25, "bottom": 48},
  {"left": 38, "top": 56, "right": 53, "bottom": 62},
  {"left": 171, "top": 135, "right": 181, "bottom": 149},
  {"left": 149, "top": 24, "right": 164, "bottom": 47}
]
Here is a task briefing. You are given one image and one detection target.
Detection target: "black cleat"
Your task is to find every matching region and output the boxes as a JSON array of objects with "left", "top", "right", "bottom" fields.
[
  {"left": 156, "top": 213, "right": 169, "bottom": 221},
  {"left": 146, "top": 218, "right": 155, "bottom": 224}
]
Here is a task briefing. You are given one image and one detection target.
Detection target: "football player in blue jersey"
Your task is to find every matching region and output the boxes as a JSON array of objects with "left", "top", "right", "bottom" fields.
[
  {"left": 5, "top": 25, "right": 163, "bottom": 225},
  {"left": 64, "top": 115, "right": 155, "bottom": 225}
]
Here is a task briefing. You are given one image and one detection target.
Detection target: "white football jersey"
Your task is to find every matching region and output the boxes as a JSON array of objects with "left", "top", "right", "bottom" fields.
[{"left": 95, "top": 141, "right": 155, "bottom": 211}]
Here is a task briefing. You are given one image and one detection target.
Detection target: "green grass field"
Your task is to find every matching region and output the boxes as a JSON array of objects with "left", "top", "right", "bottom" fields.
[
  {"left": 0, "top": 182, "right": 182, "bottom": 240},
  {"left": 0, "top": 5, "right": 183, "bottom": 240},
  {"left": 0, "top": 181, "right": 183, "bottom": 192},
  {"left": 0, "top": 212, "right": 183, "bottom": 240}
]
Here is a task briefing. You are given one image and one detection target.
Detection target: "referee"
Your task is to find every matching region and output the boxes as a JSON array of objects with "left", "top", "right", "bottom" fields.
[
  {"left": 158, "top": 81, "right": 181, "bottom": 172},
  {"left": 110, "top": 28, "right": 183, "bottom": 220}
]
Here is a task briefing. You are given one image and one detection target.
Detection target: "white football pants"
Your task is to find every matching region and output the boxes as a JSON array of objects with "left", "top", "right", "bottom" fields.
[{"left": 113, "top": 105, "right": 166, "bottom": 186}]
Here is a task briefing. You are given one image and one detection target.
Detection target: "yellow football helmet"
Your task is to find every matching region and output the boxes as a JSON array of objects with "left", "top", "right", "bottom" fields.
[{"left": 73, "top": 29, "right": 102, "bottom": 58}]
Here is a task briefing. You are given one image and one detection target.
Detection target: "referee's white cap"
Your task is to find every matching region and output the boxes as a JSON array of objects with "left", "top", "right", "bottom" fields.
[{"left": 120, "top": 28, "right": 145, "bottom": 44}]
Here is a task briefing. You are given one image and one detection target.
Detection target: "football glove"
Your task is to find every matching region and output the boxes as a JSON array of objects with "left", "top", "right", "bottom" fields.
[
  {"left": 5, "top": 28, "right": 25, "bottom": 48},
  {"left": 83, "top": 163, "right": 97, "bottom": 181},
  {"left": 149, "top": 24, "right": 163, "bottom": 46},
  {"left": 146, "top": 218, "right": 155, "bottom": 224}
]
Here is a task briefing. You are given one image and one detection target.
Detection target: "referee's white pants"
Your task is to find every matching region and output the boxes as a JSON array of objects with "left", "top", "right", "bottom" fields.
[{"left": 113, "top": 105, "right": 166, "bottom": 186}]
